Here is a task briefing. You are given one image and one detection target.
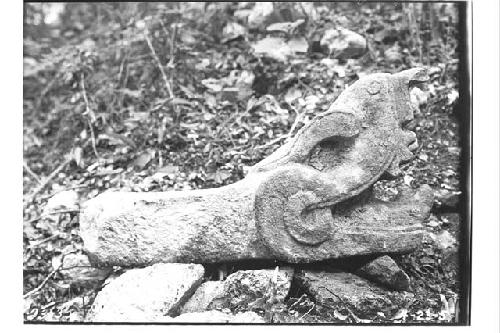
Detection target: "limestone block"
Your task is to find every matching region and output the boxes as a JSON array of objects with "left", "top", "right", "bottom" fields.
[
  {"left": 86, "top": 263, "right": 204, "bottom": 322},
  {"left": 298, "top": 271, "right": 413, "bottom": 316},
  {"left": 181, "top": 281, "right": 225, "bottom": 314}
]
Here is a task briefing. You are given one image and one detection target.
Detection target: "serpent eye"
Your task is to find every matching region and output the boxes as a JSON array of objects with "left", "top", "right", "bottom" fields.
[
  {"left": 408, "top": 68, "right": 429, "bottom": 87},
  {"left": 399, "top": 67, "right": 430, "bottom": 89},
  {"left": 367, "top": 80, "right": 382, "bottom": 95}
]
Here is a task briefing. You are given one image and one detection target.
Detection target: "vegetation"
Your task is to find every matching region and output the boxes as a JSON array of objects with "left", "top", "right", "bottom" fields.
[{"left": 23, "top": 2, "right": 465, "bottom": 323}]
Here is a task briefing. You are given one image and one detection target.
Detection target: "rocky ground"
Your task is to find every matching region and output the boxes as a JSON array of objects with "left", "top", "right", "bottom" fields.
[{"left": 23, "top": 2, "right": 466, "bottom": 323}]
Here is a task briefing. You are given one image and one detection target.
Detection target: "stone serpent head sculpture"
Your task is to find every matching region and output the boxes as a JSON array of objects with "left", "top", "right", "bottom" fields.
[
  {"left": 253, "top": 68, "right": 432, "bottom": 262},
  {"left": 80, "top": 68, "right": 433, "bottom": 266}
]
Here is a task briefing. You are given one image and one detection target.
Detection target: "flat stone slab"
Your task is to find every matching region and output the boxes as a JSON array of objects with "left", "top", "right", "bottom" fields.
[
  {"left": 298, "top": 271, "right": 413, "bottom": 316},
  {"left": 181, "top": 280, "right": 225, "bottom": 314},
  {"left": 86, "top": 263, "right": 204, "bottom": 322}
]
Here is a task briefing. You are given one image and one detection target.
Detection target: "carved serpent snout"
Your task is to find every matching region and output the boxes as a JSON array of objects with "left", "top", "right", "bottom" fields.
[{"left": 254, "top": 68, "right": 430, "bottom": 261}]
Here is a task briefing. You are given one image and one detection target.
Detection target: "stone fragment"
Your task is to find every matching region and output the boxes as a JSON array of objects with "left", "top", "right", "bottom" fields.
[
  {"left": 209, "top": 268, "right": 294, "bottom": 312},
  {"left": 384, "top": 43, "right": 402, "bottom": 64},
  {"left": 355, "top": 255, "right": 411, "bottom": 291},
  {"left": 252, "top": 36, "right": 308, "bottom": 62},
  {"left": 170, "top": 310, "right": 264, "bottom": 323},
  {"left": 181, "top": 281, "right": 225, "bottom": 314},
  {"left": 51, "top": 253, "right": 112, "bottom": 285},
  {"left": 439, "top": 213, "right": 461, "bottom": 234},
  {"left": 246, "top": 2, "right": 274, "bottom": 29},
  {"left": 222, "top": 22, "right": 247, "bottom": 43},
  {"left": 298, "top": 271, "right": 413, "bottom": 316},
  {"left": 43, "top": 190, "right": 79, "bottom": 214},
  {"left": 433, "top": 191, "right": 461, "bottom": 213},
  {"left": 430, "top": 230, "right": 457, "bottom": 250},
  {"left": 441, "top": 246, "right": 459, "bottom": 281},
  {"left": 86, "top": 263, "right": 204, "bottom": 322},
  {"left": 320, "top": 27, "right": 367, "bottom": 59}
]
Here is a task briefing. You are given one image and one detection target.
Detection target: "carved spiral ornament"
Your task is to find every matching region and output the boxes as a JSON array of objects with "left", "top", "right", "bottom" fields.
[{"left": 283, "top": 190, "right": 332, "bottom": 246}]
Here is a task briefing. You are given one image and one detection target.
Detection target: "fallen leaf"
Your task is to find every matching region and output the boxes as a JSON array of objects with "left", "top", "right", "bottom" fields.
[
  {"left": 284, "top": 88, "right": 302, "bottom": 105},
  {"left": 447, "top": 89, "right": 459, "bottom": 105},
  {"left": 133, "top": 152, "right": 152, "bottom": 169},
  {"left": 214, "top": 169, "right": 231, "bottom": 183},
  {"left": 252, "top": 37, "right": 308, "bottom": 62},
  {"left": 120, "top": 88, "right": 141, "bottom": 98},
  {"left": 222, "top": 22, "right": 247, "bottom": 43},
  {"left": 71, "top": 147, "right": 84, "bottom": 168},
  {"left": 404, "top": 175, "right": 414, "bottom": 186},
  {"left": 320, "top": 27, "right": 367, "bottom": 59},
  {"left": 246, "top": 2, "right": 274, "bottom": 29},
  {"left": 195, "top": 58, "right": 210, "bottom": 71},
  {"left": 287, "top": 37, "right": 309, "bottom": 53},
  {"left": 266, "top": 19, "right": 305, "bottom": 34},
  {"left": 201, "top": 78, "right": 223, "bottom": 92}
]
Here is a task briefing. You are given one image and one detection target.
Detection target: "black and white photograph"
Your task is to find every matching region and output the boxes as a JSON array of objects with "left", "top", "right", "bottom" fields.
[{"left": 17, "top": 0, "right": 492, "bottom": 327}]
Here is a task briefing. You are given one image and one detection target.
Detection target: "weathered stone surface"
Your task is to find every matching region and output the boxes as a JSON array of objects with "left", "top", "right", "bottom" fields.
[
  {"left": 208, "top": 268, "right": 294, "bottom": 312},
  {"left": 355, "top": 255, "right": 411, "bottom": 291},
  {"left": 170, "top": 310, "right": 264, "bottom": 323},
  {"left": 51, "top": 253, "right": 112, "bottom": 285},
  {"left": 320, "top": 27, "right": 367, "bottom": 59},
  {"left": 80, "top": 68, "right": 433, "bottom": 266},
  {"left": 86, "top": 263, "right": 204, "bottom": 322},
  {"left": 298, "top": 271, "right": 413, "bottom": 315},
  {"left": 181, "top": 281, "right": 225, "bottom": 314}
]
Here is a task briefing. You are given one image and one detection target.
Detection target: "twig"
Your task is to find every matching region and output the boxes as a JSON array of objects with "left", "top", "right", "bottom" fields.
[
  {"left": 255, "top": 134, "right": 288, "bottom": 150},
  {"left": 160, "top": 20, "right": 176, "bottom": 68},
  {"left": 80, "top": 74, "right": 100, "bottom": 159},
  {"left": 144, "top": 29, "right": 173, "bottom": 98},
  {"left": 287, "top": 108, "right": 305, "bottom": 137},
  {"left": 289, "top": 294, "right": 307, "bottom": 310},
  {"left": 23, "top": 266, "right": 60, "bottom": 299},
  {"left": 27, "top": 233, "right": 60, "bottom": 248},
  {"left": 35, "top": 75, "right": 58, "bottom": 110},
  {"left": 320, "top": 286, "right": 372, "bottom": 323},
  {"left": 23, "top": 251, "right": 78, "bottom": 299},
  {"left": 297, "top": 79, "right": 315, "bottom": 93},
  {"left": 255, "top": 109, "right": 304, "bottom": 150},
  {"left": 299, "top": 303, "right": 315, "bottom": 320},
  {"left": 26, "top": 209, "right": 80, "bottom": 224},
  {"left": 23, "top": 161, "right": 41, "bottom": 184},
  {"left": 38, "top": 184, "right": 88, "bottom": 201},
  {"left": 24, "top": 158, "right": 71, "bottom": 208}
]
